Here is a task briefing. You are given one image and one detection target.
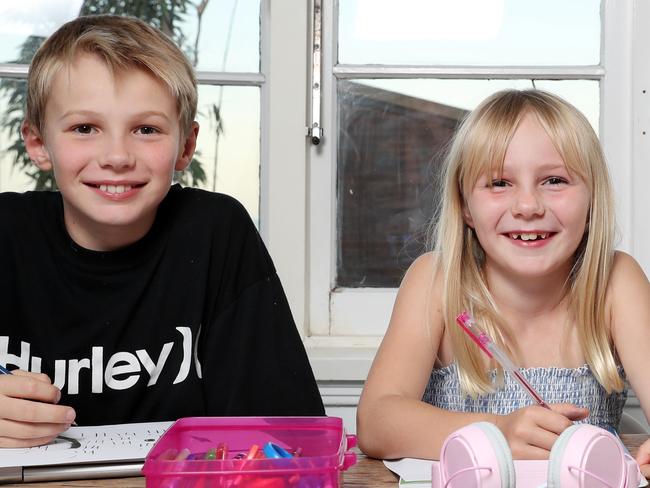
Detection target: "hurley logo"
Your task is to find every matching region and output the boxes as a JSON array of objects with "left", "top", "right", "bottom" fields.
[{"left": 0, "top": 326, "right": 203, "bottom": 395}]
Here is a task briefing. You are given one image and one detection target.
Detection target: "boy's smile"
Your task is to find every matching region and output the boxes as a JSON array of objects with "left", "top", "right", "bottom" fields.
[
  {"left": 463, "top": 112, "right": 590, "bottom": 283},
  {"left": 23, "top": 53, "right": 198, "bottom": 251}
]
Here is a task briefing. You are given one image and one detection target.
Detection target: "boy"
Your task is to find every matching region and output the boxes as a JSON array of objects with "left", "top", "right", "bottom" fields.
[{"left": 0, "top": 15, "right": 323, "bottom": 448}]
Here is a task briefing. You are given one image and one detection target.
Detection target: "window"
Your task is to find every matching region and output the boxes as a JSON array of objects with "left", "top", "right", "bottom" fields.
[{"left": 303, "top": 0, "right": 636, "bottom": 379}]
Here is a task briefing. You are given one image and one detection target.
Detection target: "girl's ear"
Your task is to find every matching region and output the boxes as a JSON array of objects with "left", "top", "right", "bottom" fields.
[
  {"left": 21, "top": 121, "right": 52, "bottom": 171},
  {"left": 175, "top": 121, "right": 200, "bottom": 171},
  {"left": 462, "top": 201, "right": 474, "bottom": 228}
]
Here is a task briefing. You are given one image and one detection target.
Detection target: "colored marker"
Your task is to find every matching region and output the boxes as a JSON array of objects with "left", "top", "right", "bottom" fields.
[
  {"left": 263, "top": 442, "right": 293, "bottom": 459},
  {"left": 215, "top": 442, "right": 228, "bottom": 460}
]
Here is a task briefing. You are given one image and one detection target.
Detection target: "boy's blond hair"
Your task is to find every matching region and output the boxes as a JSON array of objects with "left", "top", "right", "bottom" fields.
[
  {"left": 26, "top": 14, "right": 197, "bottom": 137},
  {"left": 433, "top": 89, "right": 623, "bottom": 397}
]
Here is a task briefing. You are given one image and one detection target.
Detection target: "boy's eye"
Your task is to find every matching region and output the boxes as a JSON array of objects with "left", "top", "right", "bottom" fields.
[
  {"left": 73, "top": 124, "right": 94, "bottom": 134},
  {"left": 136, "top": 126, "right": 159, "bottom": 135}
]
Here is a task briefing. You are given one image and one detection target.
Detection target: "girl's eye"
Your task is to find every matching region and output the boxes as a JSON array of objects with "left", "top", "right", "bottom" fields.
[
  {"left": 545, "top": 176, "right": 568, "bottom": 185},
  {"left": 136, "top": 126, "right": 159, "bottom": 135},
  {"left": 73, "top": 124, "right": 94, "bottom": 134},
  {"left": 490, "top": 179, "right": 509, "bottom": 187}
]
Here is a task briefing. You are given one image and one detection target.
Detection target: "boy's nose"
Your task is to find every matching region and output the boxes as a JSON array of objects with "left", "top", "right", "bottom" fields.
[
  {"left": 511, "top": 187, "right": 544, "bottom": 218},
  {"left": 100, "top": 137, "right": 135, "bottom": 170}
]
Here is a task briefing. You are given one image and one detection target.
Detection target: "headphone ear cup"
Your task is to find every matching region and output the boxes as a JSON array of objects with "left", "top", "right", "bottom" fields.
[
  {"left": 439, "top": 422, "right": 515, "bottom": 488},
  {"left": 547, "top": 424, "right": 627, "bottom": 488},
  {"left": 547, "top": 424, "right": 581, "bottom": 488}
]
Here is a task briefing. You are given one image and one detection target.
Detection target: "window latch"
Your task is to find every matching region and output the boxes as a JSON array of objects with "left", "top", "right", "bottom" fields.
[{"left": 307, "top": 0, "right": 323, "bottom": 145}]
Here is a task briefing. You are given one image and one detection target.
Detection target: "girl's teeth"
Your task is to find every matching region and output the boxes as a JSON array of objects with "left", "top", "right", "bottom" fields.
[{"left": 509, "top": 233, "right": 549, "bottom": 241}]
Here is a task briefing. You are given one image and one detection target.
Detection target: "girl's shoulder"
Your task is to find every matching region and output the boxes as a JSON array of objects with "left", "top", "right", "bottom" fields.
[
  {"left": 607, "top": 250, "right": 650, "bottom": 330},
  {"left": 401, "top": 252, "right": 444, "bottom": 293},
  {"left": 394, "top": 252, "right": 445, "bottom": 320},
  {"left": 608, "top": 250, "right": 648, "bottom": 293},
  {"left": 398, "top": 252, "right": 446, "bottom": 331}
]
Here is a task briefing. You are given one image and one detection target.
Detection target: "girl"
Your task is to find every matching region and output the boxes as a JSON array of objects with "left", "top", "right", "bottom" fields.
[{"left": 356, "top": 89, "right": 650, "bottom": 477}]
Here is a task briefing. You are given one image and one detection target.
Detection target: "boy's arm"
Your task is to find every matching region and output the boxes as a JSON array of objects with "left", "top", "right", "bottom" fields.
[
  {"left": 0, "top": 370, "right": 76, "bottom": 447},
  {"left": 199, "top": 272, "right": 324, "bottom": 416},
  {"left": 608, "top": 251, "right": 650, "bottom": 474},
  {"left": 195, "top": 197, "right": 323, "bottom": 416}
]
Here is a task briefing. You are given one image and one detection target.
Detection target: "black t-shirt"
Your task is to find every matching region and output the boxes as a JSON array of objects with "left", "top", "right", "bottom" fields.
[{"left": 0, "top": 185, "right": 324, "bottom": 424}]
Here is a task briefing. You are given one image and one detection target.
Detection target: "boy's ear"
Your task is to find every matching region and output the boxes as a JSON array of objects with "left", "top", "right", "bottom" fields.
[
  {"left": 175, "top": 121, "right": 200, "bottom": 171},
  {"left": 21, "top": 121, "right": 52, "bottom": 171}
]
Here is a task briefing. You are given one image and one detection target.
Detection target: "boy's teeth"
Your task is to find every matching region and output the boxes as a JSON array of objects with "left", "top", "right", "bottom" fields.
[
  {"left": 509, "top": 232, "right": 549, "bottom": 241},
  {"left": 98, "top": 184, "right": 132, "bottom": 194}
]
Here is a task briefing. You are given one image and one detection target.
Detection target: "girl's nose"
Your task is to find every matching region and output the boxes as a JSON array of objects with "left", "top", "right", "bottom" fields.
[{"left": 511, "top": 187, "right": 544, "bottom": 218}]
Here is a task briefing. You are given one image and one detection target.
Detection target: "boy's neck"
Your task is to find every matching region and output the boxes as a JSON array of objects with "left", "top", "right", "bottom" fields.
[{"left": 62, "top": 204, "right": 157, "bottom": 252}]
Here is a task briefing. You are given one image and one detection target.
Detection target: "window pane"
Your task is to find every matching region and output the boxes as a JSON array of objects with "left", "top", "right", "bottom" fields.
[
  {"left": 339, "top": 0, "right": 601, "bottom": 66},
  {"left": 0, "top": 2, "right": 79, "bottom": 63},
  {"left": 192, "top": 85, "right": 260, "bottom": 225},
  {"left": 0, "top": 1, "right": 261, "bottom": 73},
  {"left": 179, "top": 0, "right": 260, "bottom": 72},
  {"left": 336, "top": 79, "right": 599, "bottom": 288}
]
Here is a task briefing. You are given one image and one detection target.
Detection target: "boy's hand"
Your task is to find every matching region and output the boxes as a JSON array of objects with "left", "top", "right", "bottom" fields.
[
  {"left": 495, "top": 403, "right": 589, "bottom": 459},
  {"left": 0, "top": 370, "right": 76, "bottom": 447},
  {"left": 635, "top": 437, "right": 650, "bottom": 478}
]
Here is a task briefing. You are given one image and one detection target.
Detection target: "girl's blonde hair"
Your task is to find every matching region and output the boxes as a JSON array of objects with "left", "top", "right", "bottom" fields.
[{"left": 433, "top": 89, "right": 622, "bottom": 397}]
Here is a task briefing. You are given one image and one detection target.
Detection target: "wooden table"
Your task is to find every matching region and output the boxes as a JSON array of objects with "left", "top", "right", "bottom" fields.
[{"left": 4, "top": 435, "right": 647, "bottom": 487}]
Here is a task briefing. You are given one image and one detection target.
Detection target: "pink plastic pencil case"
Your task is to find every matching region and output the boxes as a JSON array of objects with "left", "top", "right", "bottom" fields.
[{"left": 142, "top": 416, "right": 357, "bottom": 487}]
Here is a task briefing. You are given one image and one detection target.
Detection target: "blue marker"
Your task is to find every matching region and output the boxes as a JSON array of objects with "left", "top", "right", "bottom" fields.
[{"left": 263, "top": 442, "right": 293, "bottom": 459}]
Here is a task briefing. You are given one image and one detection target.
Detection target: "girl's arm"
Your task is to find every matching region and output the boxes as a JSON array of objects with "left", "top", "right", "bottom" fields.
[
  {"left": 357, "top": 253, "right": 498, "bottom": 459},
  {"left": 357, "top": 253, "right": 586, "bottom": 460},
  {"left": 608, "top": 251, "right": 650, "bottom": 476}
]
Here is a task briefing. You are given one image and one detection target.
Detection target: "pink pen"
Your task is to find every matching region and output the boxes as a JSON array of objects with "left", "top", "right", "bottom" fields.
[{"left": 456, "top": 311, "right": 550, "bottom": 409}]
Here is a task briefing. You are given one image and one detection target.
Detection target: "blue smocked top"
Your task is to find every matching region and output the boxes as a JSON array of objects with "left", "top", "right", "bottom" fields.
[{"left": 422, "top": 363, "right": 627, "bottom": 432}]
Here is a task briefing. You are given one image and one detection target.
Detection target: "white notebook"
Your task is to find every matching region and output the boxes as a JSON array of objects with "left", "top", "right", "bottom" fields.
[{"left": 0, "top": 421, "right": 173, "bottom": 484}]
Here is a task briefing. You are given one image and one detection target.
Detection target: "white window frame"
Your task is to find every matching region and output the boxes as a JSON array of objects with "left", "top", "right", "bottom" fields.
[{"left": 264, "top": 0, "right": 643, "bottom": 382}]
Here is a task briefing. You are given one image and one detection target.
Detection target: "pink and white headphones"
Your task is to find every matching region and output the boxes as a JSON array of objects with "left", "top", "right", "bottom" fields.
[{"left": 432, "top": 422, "right": 645, "bottom": 488}]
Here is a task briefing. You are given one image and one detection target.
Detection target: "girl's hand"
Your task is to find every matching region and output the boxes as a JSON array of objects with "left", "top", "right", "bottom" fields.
[
  {"left": 0, "top": 370, "right": 76, "bottom": 447},
  {"left": 635, "top": 437, "right": 650, "bottom": 478},
  {"left": 495, "top": 403, "right": 589, "bottom": 459}
]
